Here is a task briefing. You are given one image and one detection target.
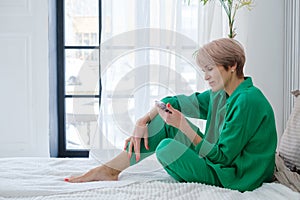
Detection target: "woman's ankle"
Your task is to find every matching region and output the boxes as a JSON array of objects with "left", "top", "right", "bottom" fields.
[{"left": 106, "top": 165, "right": 121, "bottom": 175}]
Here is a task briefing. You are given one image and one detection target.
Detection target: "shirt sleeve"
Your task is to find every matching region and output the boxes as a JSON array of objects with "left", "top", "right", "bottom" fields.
[
  {"left": 195, "top": 94, "right": 266, "bottom": 165},
  {"left": 161, "top": 90, "right": 210, "bottom": 120}
]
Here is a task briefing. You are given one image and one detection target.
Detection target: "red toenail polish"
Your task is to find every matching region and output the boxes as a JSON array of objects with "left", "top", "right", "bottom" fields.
[{"left": 64, "top": 178, "right": 69, "bottom": 182}]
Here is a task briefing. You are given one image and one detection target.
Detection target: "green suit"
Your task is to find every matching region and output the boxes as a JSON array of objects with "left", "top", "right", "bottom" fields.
[{"left": 127, "top": 77, "right": 277, "bottom": 192}]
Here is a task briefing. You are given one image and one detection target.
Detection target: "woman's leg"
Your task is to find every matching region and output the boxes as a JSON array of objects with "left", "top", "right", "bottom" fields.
[
  {"left": 156, "top": 138, "right": 221, "bottom": 186},
  {"left": 68, "top": 115, "right": 167, "bottom": 183},
  {"left": 67, "top": 151, "right": 130, "bottom": 182},
  {"left": 68, "top": 115, "right": 202, "bottom": 183}
]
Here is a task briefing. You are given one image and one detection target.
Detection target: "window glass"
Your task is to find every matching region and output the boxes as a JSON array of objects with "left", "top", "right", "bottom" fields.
[
  {"left": 65, "top": 49, "right": 99, "bottom": 96},
  {"left": 65, "top": 98, "right": 99, "bottom": 150},
  {"left": 64, "top": 0, "right": 99, "bottom": 46}
]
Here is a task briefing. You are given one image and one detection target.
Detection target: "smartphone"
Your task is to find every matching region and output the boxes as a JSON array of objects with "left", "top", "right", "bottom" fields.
[{"left": 155, "top": 100, "right": 172, "bottom": 114}]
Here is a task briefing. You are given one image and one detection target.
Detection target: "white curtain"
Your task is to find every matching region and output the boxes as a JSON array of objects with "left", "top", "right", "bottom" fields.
[
  {"left": 283, "top": 0, "right": 300, "bottom": 126},
  {"left": 89, "top": 0, "right": 225, "bottom": 159}
]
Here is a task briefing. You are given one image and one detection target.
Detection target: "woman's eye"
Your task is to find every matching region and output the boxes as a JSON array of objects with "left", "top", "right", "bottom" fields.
[{"left": 202, "top": 65, "right": 214, "bottom": 72}]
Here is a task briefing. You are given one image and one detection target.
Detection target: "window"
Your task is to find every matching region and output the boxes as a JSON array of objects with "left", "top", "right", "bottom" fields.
[
  {"left": 55, "top": 0, "right": 223, "bottom": 157},
  {"left": 57, "top": 0, "right": 102, "bottom": 157}
]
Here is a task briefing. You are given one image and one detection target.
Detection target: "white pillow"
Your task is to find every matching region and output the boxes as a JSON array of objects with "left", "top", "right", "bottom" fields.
[{"left": 278, "top": 96, "right": 300, "bottom": 173}]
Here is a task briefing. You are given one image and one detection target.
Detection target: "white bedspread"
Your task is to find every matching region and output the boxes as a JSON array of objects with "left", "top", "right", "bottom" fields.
[{"left": 0, "top": 156, "right": 299, "bottom": 200}]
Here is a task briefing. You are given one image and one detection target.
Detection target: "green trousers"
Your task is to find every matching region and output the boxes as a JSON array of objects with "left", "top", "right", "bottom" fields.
[{"left": 127, "top": 115, "right": 221, "bottom": 186}]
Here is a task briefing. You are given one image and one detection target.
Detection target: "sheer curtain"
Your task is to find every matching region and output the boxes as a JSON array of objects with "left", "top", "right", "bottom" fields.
[
  {"left": 90, "top": 0, "right": 225, "bottom": 160},
  {"left": 283, "top": 0, "right": 300, "bottom": 126}
]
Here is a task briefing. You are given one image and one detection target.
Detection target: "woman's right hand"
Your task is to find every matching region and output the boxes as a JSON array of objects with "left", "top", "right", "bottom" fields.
[{"left": 123, "top": 119, "right": 149, "bottom": 162}]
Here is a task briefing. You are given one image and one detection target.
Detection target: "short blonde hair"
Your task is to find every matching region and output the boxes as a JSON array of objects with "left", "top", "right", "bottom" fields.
[{"left": 196, "top": 38, "right": 245, "bottom": 78}]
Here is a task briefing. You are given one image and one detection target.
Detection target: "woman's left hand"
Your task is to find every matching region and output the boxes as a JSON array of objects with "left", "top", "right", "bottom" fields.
[{"left": 156, "top": 103, "right": 186, "bottom": 130}]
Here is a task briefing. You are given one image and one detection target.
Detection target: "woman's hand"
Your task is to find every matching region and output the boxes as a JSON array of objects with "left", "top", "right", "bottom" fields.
[
  {"left": 123, "top": 119, "right": 149, "bottom": 162},
  {"left": 156, "top": 103, "right": 185, "bottom": 129},
  {"left": 157, "top": 103, "right": 202, "bottom": 145}
]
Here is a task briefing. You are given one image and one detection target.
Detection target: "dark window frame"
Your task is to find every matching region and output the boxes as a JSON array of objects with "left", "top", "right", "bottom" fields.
[{"left": 56, "top": 0, "right": 102, "bottom": 157}]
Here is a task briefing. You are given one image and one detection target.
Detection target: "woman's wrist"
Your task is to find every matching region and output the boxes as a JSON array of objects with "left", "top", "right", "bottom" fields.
[
  {"left": 179, "top": 118, "right": 202, "bottom": 145},
  {"left": 137, "top": 117, "right": 148, "bottom": 126},
  {"left": 138, "top": 112, "right": 152, "bottom": 125},
  {"left": 145, "top": 108, "right": 157, "bottom": 124},
  {"left": 192, "top": 135, "right": 202, "bottom": 145}
]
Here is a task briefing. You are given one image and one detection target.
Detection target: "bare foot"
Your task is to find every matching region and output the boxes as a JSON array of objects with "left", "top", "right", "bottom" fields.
[{"left": 66, "top": 165, "right": 121, "bottom": 183}]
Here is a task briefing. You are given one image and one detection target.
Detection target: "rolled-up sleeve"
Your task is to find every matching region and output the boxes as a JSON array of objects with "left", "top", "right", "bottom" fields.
[{"left": 161, "top": 91, "right": 210, "bottom": 120}]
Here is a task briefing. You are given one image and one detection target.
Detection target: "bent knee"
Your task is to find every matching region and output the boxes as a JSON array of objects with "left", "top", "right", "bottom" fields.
[
  {"left": 155, "top": 138, "right": 179, "bottom": 161},
  {"left": 156, "top": 138, "right": 173, "bottom": 151}
]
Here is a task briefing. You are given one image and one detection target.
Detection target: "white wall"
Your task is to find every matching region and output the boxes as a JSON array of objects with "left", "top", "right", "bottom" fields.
[
  {"left": 0, "top": 0, "right": 49, "bottom": 157},
  {"left": 236, "top": 0, "right": 284, "bottom": 138}
]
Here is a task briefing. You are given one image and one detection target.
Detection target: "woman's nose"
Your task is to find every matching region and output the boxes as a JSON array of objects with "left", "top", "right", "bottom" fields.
[{"left": 205, "top": 73, "right": 210, "bottom": 81}]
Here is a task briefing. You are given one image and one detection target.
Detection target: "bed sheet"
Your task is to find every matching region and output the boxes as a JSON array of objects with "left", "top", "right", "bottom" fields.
[{"left": 0, "top": 155, "right": 299, "bottom": 200}]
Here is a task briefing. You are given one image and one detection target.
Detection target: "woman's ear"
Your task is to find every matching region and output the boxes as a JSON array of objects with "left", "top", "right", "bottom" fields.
[{"left": 230, "top": 63, "right": 237, "bottom": 72}]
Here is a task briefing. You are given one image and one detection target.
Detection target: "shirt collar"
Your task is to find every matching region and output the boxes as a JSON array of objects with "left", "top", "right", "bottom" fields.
[{"left": 226, "top": 77, "right": 253, "bottom": 103}]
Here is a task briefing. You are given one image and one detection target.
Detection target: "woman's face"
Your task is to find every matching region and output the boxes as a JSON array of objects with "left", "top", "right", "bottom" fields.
[{"left": 202, "top": 65, "right": 232, "bottom": 92}]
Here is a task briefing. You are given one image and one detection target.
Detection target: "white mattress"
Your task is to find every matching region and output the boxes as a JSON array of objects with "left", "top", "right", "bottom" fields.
[{"left": 0, "top": 155, "right": 299, "bottom": 200}]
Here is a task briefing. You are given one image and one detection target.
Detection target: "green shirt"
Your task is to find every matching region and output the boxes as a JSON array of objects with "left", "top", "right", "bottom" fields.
[{"left": 162, "top": 77, "right": 277, "bottom": 191}]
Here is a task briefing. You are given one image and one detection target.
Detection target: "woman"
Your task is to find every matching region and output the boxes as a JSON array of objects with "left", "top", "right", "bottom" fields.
[{"left": 66, "top": 38, "right": 277, "bottom": 192}]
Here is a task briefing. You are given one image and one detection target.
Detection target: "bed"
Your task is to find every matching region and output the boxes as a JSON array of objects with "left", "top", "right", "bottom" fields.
[{"left": 0, "top": 153, "right": 299, "bottom": 200}]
